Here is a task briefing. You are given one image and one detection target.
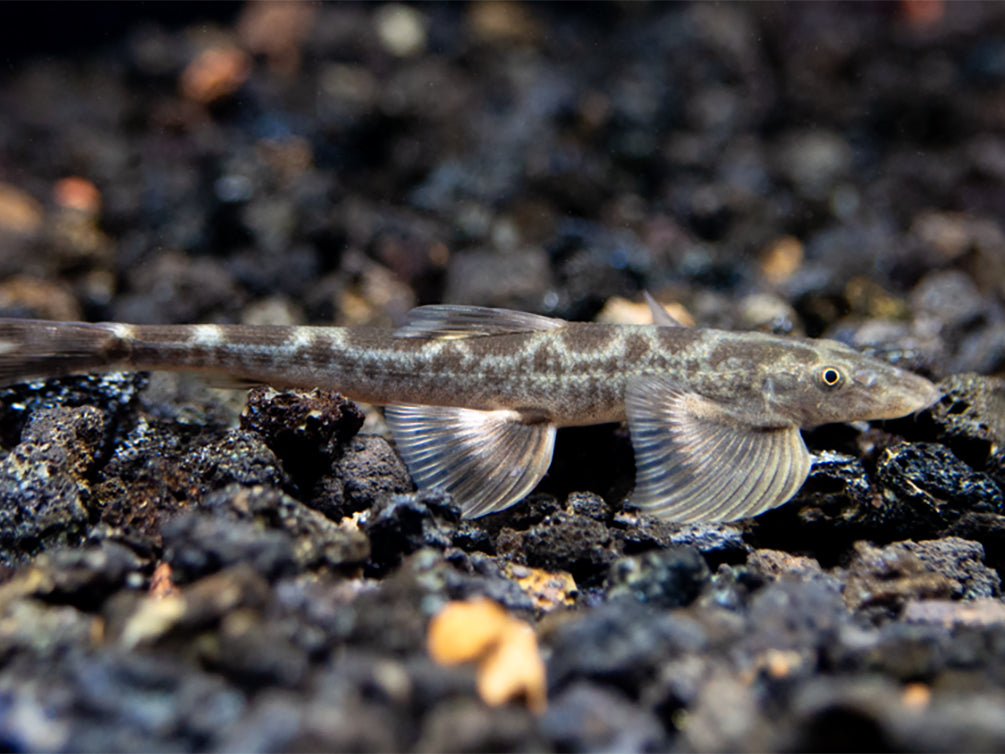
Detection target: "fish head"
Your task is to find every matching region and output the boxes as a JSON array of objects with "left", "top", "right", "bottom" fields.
[{"left": 764, "top": 338, "right": 941, "bottom": 426}]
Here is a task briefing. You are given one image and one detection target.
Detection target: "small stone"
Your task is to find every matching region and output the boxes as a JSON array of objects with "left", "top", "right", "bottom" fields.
[
  {"left": 519, "top": 510, "right": 619, "bottom": 586},
  {"left": 362, "top": 491, "right": 460, "bottom": 572},
  {"left": 876, "top": 442, "right": 1003, "bottom": 533},
  {"left": 843, "top": 540, "right": 957, "bottom": 616},
  {"left": 190, "top": 430, "right": 287, "bottom": 491},
  {"left": 240, "top": 387, "right": 365, "bottom": 489},
  {"left": 180, "top": 45, "right": 250, "bottom": 104},
  {"left": 0, "top": 182, "right": 43, "bottom": 236},
  {"left": 607, "top": 547, "right": 709, "bottom": 608},
  {"left": 315, "top": 434, "right": 414, "bottom": 519},
  {"left": 374, "top": 4, "right": 427, "bottom": 58},
  {"left": 903, "top": 597, "right": 1005, "bottom": 627},
  {"left": 760, "top": 236, "right": 804, "bottom": 286},
  {"left": 0, "top": 406, "right": 107, "bottom": 561},
  {"left": 541, "top": 682, "right": 668, "bottom": 752}
]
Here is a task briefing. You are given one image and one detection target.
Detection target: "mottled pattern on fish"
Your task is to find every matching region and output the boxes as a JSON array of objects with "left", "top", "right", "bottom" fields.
[{"left": 0, "top": 302, "right": 940, "bottom": 522}]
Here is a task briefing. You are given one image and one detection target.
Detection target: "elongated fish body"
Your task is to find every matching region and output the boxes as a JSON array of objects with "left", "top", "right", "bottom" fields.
[{"left": 0, "top": 301, "right": 940, "bottom": 522}]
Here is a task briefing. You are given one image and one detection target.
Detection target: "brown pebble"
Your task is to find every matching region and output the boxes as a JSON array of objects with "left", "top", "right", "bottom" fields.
[
  {"left": 760, "top": 235, "right": 803, "bottom": 286},
  {"left": 181, "top": 45, "right": 251, "bottom": 104},
  {"left": 0, "top": 182, "right": 43, "bottom": 236},
  {"left": 53, "top": 177, "right": 101, "bottom": 214}
]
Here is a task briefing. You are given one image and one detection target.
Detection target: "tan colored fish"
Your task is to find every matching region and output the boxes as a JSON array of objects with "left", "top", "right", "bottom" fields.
[{"left": 0, "top": 295, "right": 939, "bottom": 522}]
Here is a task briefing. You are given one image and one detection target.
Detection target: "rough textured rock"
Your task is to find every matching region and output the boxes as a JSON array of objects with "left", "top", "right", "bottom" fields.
[{"left": 0, "top": 3, "right": 1004, "bottom": 750}]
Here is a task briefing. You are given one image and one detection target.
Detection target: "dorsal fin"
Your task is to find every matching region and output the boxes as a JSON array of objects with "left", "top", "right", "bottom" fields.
[
  {"left": 644, "top": 291, "right": 685, "bottom": 327},
  {"left": 393, "top": 305, "right": 566, "bottom": 339}
]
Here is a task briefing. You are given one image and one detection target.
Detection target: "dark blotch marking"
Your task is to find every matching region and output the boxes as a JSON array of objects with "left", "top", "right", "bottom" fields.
[
  {"left": 623, "top": 333, "right": 651, "bottom": 363},
  {"left": 533, "top": 342, "right": 556, "bottom": 373},
  {"left": 561, "top": 324, "right": 615, "bottom": 354}
]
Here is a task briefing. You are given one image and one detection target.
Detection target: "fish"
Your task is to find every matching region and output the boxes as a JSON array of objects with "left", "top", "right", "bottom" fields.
[{"left": 0, "top": 295, "right": 940, "bottom": 522}]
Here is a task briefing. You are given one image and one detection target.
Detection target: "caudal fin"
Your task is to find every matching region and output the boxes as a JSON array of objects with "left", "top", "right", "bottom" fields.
[{"left": 0, "top": 319, "right": 128, "bottom": 386}]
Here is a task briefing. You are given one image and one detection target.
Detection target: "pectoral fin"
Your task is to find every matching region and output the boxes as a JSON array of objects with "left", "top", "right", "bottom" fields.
[
  {"left": 384, "top": 403, "right": 556, "bottom": 517},
  {"left": 625, "top": 377, "right": 811, "bottom": 523}
]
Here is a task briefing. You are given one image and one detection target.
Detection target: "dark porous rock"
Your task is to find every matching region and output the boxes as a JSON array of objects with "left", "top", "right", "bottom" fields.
[
  {"left": 914, "top": 373, "right": 1005, "bottom": 483},
  {"left": 750, "top": 452, "right": 885, "bottom": 560},
  {"left": 313, "top": 434, "right": 414, "bottom": 519},
  {"left": 439, "top": 550, "right": 537, "bottom": 614},
  {"left": 90, "top": 417, "right": 220, "bottom": 549},
  {"left": 566, "top": 490, "right": 613, "bottom": 523},
  {"left": 0, "top": 406, "right": 106, "bottom": 562},
  {"left": 203, "top": 484, "right": 370, "bottom": 569},
  {"left": 17, "top": 405, "right": 106, "bottom": 477},
  {"left": 607, "top": 546, "right": 710, "bottom": 609},
  {"left": 105, "top": 566, "right": 272, "bottom": 651},
  {"left": 416, "top": 697, "right": 545, "bottom": 753},
  {"left": 541, "top": 682, "right": 669, "bottom": 752},
  {"left": 189, "top": 429, "right": 287, "bottom": 491},
  {"left": 893, "top": 689, "right": 1005, "bottom": 752},
  {"left": 746, "top": 549, "right": 826, "bottom": 581},
  {"left": 0, "top": 598, "right": 100, "bottom": 661},
  {"left": 219, "top": 688, "right": 402, "bottom": 753},
  {"left": 744, "top": 579, "right": 849, "bottom": 652},
  {"left": 63, "top": 649, "right": 246, "bottom": 752},
  {"left": 698, "top": 564, "right": 772, "bottom": 611},
  {"left": 240, "top": 386, "right": 364, "bottom": 490},
  {"left": 200, "top": 608, "right": 312, "bottom": 691},
  {"left": 900, "top": 537, "right": 1000, "bottom": 599},
  {"left": 680, "top": 671, "right": 773, "bottom": 752},
  {"left": 362, "top": 491, "right": 460, "bottom": 573},
  {"left": 546, "top": 600, "right": 709, "bottom": 697},
  {"left": 842, "top": 540, "right": 957, "bottom": 619},
  {"left": 826, "top": 619, "right": 976, "bottom": 682},
  {"left": 876, "top": 442, "right": 1003, "bottom": 535},
  {"left": 162, "top": 512, "right": 298, "bottom": 584},
  {"left": 165, "top": 483, "right": 369, "bottom": 582},
  {"left": 785, "top": 676, "right": 901, "bottom": 752},
  {"left": 946, "top": 512, "right": 1005, "bottom": 580},
  {"left": 843, "top": 538, "right": 999, "bottom": 621},
  {"left": 29, "top": 542, "right": 143, "bottom": 610},
  {"left": 615, "top": 510, "right": 750, "bottom": 564},
  {"left": 516, "top": 509, "right": 620, "bottom": 587},
  {"left": 483, "top": 493, "right": 564, "bottom": 534},
  {"left": 0, "top": 372, "right": 147, "bottom": 450},
  {"left": 451, "top": 519, "right": 495, "bottom": 554}
]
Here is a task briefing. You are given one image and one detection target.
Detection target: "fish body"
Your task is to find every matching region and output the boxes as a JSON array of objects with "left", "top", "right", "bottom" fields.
[{"left": 0, "top": 302, "right": 940, "bottom": 522}]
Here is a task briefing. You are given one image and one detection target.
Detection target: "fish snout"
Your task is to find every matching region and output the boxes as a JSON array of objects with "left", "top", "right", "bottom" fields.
[{"left": 880, "top": 369, "right": 941, "bottom": 418}]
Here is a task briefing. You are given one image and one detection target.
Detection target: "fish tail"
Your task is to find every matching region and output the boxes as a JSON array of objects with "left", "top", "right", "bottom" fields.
[{"left": 0, "top": 319, "right": 131, "bottom": 386}]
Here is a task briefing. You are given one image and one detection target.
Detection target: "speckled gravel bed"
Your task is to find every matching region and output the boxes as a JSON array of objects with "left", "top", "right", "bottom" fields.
[{"left": 0, "top": 3, "right": 1003, "bottom": 751}]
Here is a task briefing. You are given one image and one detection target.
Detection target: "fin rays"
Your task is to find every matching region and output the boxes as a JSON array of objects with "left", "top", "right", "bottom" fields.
[
  {"left": 626, "top": 376, "right": 811, "bottom": 523},
  {"left": 384, "top": 403, "right": 556, "bottom": 517}
]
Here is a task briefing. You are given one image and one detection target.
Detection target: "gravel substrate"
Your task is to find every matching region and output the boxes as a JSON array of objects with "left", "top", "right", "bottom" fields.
[{"left": 0, "top": 3, "right": 1004, "bottom": 751}]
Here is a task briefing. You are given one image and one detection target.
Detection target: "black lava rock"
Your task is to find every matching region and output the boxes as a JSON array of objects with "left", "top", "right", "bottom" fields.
[
  {"left": 362, "top": 491, "right": 460, "bottom": 574},
  {"left": 311, "top": 435, "right": 414, "bottom": 520},
  {"left": 877, "top": 442, "right": 1004, "bottom": 535},
  {"left": 240, "top": 386, "right": 365, "bottom": 490},
  {"left": 607, "top": 546, "right": 710, "bottom": 609},
  {"left": 0, "top": 406, "right": 106, "bottom": 562}
]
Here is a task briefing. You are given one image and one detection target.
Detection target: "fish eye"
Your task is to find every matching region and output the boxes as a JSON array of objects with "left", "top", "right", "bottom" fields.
[{"left": 817, "top": 366, "right": 844, "bottom": 389}]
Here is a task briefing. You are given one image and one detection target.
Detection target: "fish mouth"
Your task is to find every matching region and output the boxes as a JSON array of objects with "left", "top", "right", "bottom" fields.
[{"left": 857, "top": 369, "right": 941, "bottom": 419}]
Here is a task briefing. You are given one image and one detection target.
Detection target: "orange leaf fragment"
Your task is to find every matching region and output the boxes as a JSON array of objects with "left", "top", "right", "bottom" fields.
[
  {"left": 478, "top": 619, "right": 547, "bottom": 714},
  {"left": 428, "top": 597, "right": 547, "bottom": 713},
  {"left": 427, "top": 597, "right": 511, "bottom": 664}
]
